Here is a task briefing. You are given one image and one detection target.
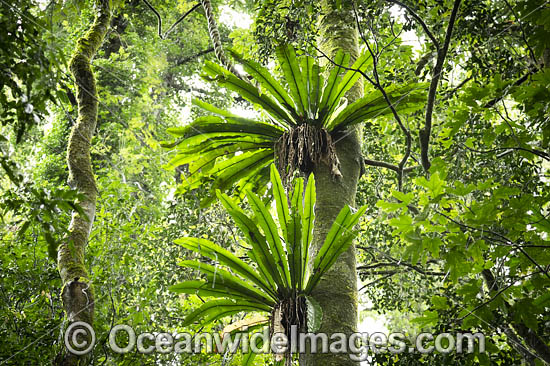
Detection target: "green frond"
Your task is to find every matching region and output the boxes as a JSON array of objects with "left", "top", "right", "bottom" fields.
[
  {"left": 179, "top": 260, "right": 275, "bottom": 305},
  {"left": 326, "top": 83, "right": 428, "bottom": 131},
  {"left": 175, "top": 237, "right": 277, "bottom": 299},
  {"left": 228, "top": 49, "right": 297, "bottom": 120},
  {"left": 275, "top": 45, "right": 309, "bottom": 119},
  {"left": 177, "top": 299, "right": 271, "bottom": 327},
  {"left": 305, "top": 205, "right": 367, "bottom": 293},
  {"left": 318, "top": 50, "right": 349, "bottom": 122},
  {"left": 322, "top": 52, "right": 373, "bottom": 126},
  {"left": 203, "top": 61, "right": 295, "bottom": 126},
  {"left": 246, "top": 189, "right": 291, "bottom": 289}
]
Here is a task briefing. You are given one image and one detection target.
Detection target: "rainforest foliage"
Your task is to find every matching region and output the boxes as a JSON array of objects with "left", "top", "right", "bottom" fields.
[{"left": 1, "top": 0, "right": 550, "bottom": 365}]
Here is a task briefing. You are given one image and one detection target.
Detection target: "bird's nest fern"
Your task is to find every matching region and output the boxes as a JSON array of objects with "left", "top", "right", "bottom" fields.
[
  {"left": 170, "top": 165, "right": 367, "bottom": 364},
  {"left": 164, "top": 44, "right": 426, "bottom": 205}
]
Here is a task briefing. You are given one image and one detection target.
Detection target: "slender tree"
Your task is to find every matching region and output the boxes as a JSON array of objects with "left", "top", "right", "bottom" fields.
[{"left": 56, "top": 1, "right": 111, "bottom": 364}]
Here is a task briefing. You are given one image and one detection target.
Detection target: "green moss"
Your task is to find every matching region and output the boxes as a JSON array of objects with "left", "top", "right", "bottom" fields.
[{"left": 56, "top": 2, "right": 111, "bottom": 365}]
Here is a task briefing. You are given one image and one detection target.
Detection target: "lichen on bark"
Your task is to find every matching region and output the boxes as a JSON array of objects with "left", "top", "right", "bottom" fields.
[{"left": 56, "top": 1, "right": 111, "bottom": 365}]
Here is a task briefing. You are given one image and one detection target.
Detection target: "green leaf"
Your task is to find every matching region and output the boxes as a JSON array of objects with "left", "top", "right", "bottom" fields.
[
  {"left": 169, "top": 280, "right": 255, "bottom": 301},
  {"left": 192, "top": 98, "right": 239, "bottom": 118},
  {"left": 167, "top": 115, "right": 283, "bottom": 139},
  {"left": 391, "top": 190, "right": 414, "bottom": 205},
  {"left": 376, "top": 199, "right": 406, "bottom": 213},
  {"left": 319, "top": 50, "right": 349, "bottom": 121},
  {"left": 246, "top": 190, "right": 291, "bottom": 289},
  {"left": 290, "top": 177, "right": 305, "bottom": 289},
  {"left": 203, "top": 150, "right": 273, "bottom": 205},
  {"left": 305, "top": 295, "right": 323, "bottom": 332},
  {"left": 175, "top": 237, "right": 276, "bottom": 300},
  {"left": 411, "top": 310, "right": 439, "bottom": 328},
  {"left": 431, "top": 295, "right": 448, "bottom": 310},
  {"left": 326, "top": 83, "right": 427, "bottom": 131},
  {"left": 217, "top": 191, "right": 284, "bottom": 290},
  {"left": 415, "top": 172, "right": 446, "bottom": 198},
  {"left": 534, "top": 292, "right": 550, "bottom": 308},
  {"left": 389, "top": 214, "right": 414, "bottom": 233},
  {"left": 306, "top": 205, "right": 367, "bottom": 292},
  {"left": 301, "top": 173, "right": 316, "bottom": 288},
  {"left": 178, "top": 260, "right": 275, "bottom": 305},
  {"left": 287, "top": 206, "right": 303, "bottom": 292},
  {"left": 203, "top": 61, "right": 294, "bottom": 126},
  {"left": 324, "top": 52, "right": 372, "bottom": 123},
  {"left": 270, "top": 165, "right": 290, "bottom": 241},
  {"left": 301, "top": 55, "right": 322, "bottom": 118},
  {"left": 241, "top": 337, "right": 262, "bottom": 365},
  {"left": 179, "top": 299, "right": 270, "bottom": 327},
  {"left": 275, "top": 45, "right": 308, "bottom": 117},
  {"left": 229, "top": 49, "right": 297, "bottom": 120},
  {"left": 167, "top": 138, "right": 272, "bottom": 170}
]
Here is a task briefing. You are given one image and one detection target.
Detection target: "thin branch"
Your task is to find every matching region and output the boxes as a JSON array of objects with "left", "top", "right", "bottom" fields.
[
  {"left": 436, "top": 210, "right": 550, "bottom": 281},
  {"left": 174, "top": 47, "right": 215, "bottom": 66},
  {"left": 386, "top": 0, "right": 440, "bottom": 51},
  {"left": 164, "top": 3, "right": 200, "bottom": 38},
  {"left": 359, "top": 273, "right": 395, "bottom": 291},
  {"left": 140, "top": 0, "right": 200, "bottom": 39},
  {"left": 140, "top": 0, "right": 162, "bottom": 37},
  {"left": 461, "top": 143, "right": 550, "bottom": 161},
  {"left": 481, "top": 269, "right": 550, "bottom": 363},
  {"left": 455, "top": 281, "right": 514, "bottom": 322},
  {"left": 357, "top": 261, "right": 445, "bottom": 276},
  {"left": 443, "top": 75, "right": 473, "bottom": 99},
  {"left": 503, "top": 0, "right": 538, "bottom": 68},
  {"left": 352, "top": 3, "right": 412, "bottom": 191},
  {"left": 419, "top": 0, "right": 461, "bottom": 172},
  {"left": 364, "top": 158, "right": 419, "bottom": 173},
  {"left": 483, "top": 69, "right": 535, "bottom": 108}
]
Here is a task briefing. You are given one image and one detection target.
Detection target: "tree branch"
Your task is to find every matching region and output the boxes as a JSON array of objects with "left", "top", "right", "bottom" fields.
[
  {"left": 419, "top": 0, "right": 461, "bottom": 172},
  {"left": 386, "top": 0, "right": 440, "bottom": 51},
  {"left": 174, "top": 47, "right": 215, "bottom": 66},
  {"left": 140, "top": 0, "right": 200, "bottom": 39},
  {"left": 364, "top": 158, "right": 419, "bottom": 173},
  {"left": 352, "top": 3, "right": 412, "bottom": 191},
  {"left": 483, "top": 69, "right": 535, "bottom": 108}
]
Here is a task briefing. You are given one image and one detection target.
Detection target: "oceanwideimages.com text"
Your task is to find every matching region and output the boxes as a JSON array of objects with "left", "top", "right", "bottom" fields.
[{"left": 65, "top": 322, "right": 486, "bottom": 360}]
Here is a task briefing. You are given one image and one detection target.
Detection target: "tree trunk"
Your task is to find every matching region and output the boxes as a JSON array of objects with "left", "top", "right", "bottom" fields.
[
  {"left": 302, "top": 1, "right": 363, "bottom": 365},
  {"left": 56, "top": 1, "right": 111, "bottom": 364}
]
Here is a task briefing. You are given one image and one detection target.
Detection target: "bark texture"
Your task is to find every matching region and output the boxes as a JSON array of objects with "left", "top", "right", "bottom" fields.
[
  {"left": 302, "top": 1, "right": 363, "bottom": 364},
  {"left": 57, "top": 1, "right": 111, "bottom": 364}
]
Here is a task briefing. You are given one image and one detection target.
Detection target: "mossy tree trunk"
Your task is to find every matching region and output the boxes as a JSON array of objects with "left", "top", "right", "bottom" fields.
[
  {"left": 56, "top": 1, "right": 111, "bottom": 365},
  {"left": 301, "top": 1, "right": 363, "bottom": 365}
]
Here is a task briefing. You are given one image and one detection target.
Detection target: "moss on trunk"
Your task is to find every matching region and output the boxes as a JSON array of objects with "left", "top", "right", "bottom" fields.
[
  {"left": 301, "top": 1, "right": 363, "bottom": 365},
  {"left": 56, "top": 1, "right": 111, "bottom": 365}
]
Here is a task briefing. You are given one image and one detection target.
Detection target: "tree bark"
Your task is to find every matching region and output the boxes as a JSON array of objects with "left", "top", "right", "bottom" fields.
[
  {"left": 57, "top": 1, "right": 111, "bottom": 365},
  {"left": 302, "top": 1, "right": 363, "bottom": 365}
]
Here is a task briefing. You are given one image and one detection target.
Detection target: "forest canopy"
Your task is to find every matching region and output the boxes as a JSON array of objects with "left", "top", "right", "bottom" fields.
[{"left": 1, "top": 0, "right": 549, "bottom": 365}]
